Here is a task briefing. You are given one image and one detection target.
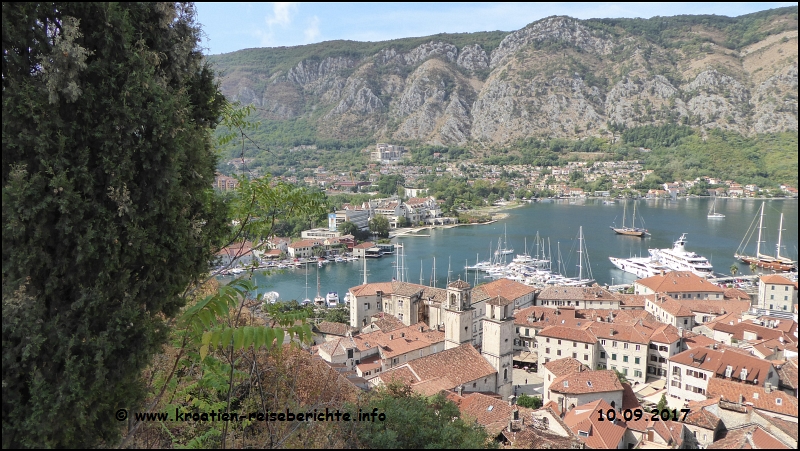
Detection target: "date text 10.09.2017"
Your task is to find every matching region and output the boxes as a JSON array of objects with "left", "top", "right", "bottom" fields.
[{"left": 597, "top": 408, "right": 689, "bottom": 422}]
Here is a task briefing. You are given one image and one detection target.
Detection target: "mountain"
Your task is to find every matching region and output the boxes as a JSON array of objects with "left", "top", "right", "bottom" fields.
[{"left": 207, "top": 8, "right": 798, "bottom": 148}]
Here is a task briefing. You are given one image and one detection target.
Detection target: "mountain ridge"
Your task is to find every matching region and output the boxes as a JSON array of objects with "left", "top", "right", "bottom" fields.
[{"left": 208, "top": 7, "right": 798, "bottom": 147}]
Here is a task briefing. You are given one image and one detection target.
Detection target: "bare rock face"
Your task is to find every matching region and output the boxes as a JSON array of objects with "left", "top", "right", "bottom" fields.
[
  {"left": 751, "top": 64, "right": 799, "bottom": 134},
  {"left": 377, "top": 41, "right": 458, "bottom": 66},
  {"left": 681, "top": 70, "right": 750, "bottom": 132},
  {"left": 211, "top": 10, "right": 798, "bottom": 145},
  {"left": 287, "top": 56, "right": 355, "bottom": 86},
  {"left": 490, "top": 16, "right": 613, "bottom": 68},
  {"left": 327, "top": 78, "right": 384, "bottom": 117},
  {"left": 457, "top": 44, "right": 489, "bottom": 71}
]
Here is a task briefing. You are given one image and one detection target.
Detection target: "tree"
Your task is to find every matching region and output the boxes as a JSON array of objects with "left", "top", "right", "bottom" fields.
[
  {"left": 614, "top": 369, "right": 630, "bottom": 385},
  {"left": 338, "top": 220, "right": 360, "bottom": 237},
  {"left": 2, "top": 3, "right": 227, "bottom": 447},
  {"left": 396, "top": 216, "right": 410, "bottom": 228},
  {"left": 517, "top": 394, "right": 543, "bottom": 409},
  {"left": 343, "top": 382, "right": 494, "bottom": 449},
  {"left": 730, "top": 264, "right": 739, "bottom": 276},
  {"left": 369, "top": 215, "right": 390, "bottom": 238},
  {"left": 656, "top": 393, "right": 668, "bottom": 412}
]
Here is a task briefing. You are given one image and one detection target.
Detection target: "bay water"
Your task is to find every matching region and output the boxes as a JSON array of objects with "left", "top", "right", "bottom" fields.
[{"left": 224, "top": 198, "right": 798, "bottom": 302}]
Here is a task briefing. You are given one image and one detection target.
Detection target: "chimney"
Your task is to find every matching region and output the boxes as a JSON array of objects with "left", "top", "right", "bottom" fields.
[
  {"left": 738, "top": 394, "right": 743, "bottom": 404},
  {"left": 457, "top": 385, "right": 464, "bottom": 396},
  {"left": 765, "top": 382, "right": 771, "bottom": 393},
  {"left": 389, "top": 334, "right": 394, "bottom": 340},
  {"left": 610, "top": 328, "right": 615, "bottom": 336},
  {"left": 419, "top": 326, "right": 424, "bottom": 332},
  {"left": 509, "top": 395, "right": 516, "bottom": 406}
]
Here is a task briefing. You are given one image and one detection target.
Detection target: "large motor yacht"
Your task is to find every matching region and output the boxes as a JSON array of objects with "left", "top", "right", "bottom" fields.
[
  {"left": 609, "top": 255, "right": 671, "bottom": 279},
  {"left": 648, "top": 233, "right": 714, "bottom": 277}
]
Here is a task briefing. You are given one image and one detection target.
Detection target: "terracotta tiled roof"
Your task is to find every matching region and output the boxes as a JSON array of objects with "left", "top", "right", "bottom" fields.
[
  {"left": 723, "top": 287, "right": 751, "bottom": 300},
  {"left": 314, "top": 321, "right": 358, "bottom": 337},
  {"left": 707, "top": 424, "right": 790, "bottom": 449},
  {"left": 500, "top": 425, "right": 581, "bottom": 449},
  {"left": 753, "top": 412, "right": 798, "bottom": 443},
  {"left": 353, "top": 242, "right": 376, "bottom": 249},
  {"left": 349, "top": 282, "right": 394, "bottom": 297},
  {"left": 317, "top": 336, "right": 358, "bottom": 357},
  {"left": 563, "top": 399, "right": 626, "bottom": 449},
  {"left": 648, "top": 323, "right": 682, "bottom": 344},
  {"left": 710, "top": 321, "right": 789, "bottom": 343},
  {"left": 479, "top": 278, "right": 537, "bottom": 301},
  {"left": 760, "top": 274, "right": 794, "bottom": 285},
  {"left": 377, "top": 344, "right": 496, "bottom": 392},
  {"left": 637, "top": 271, "right": 724, "bottom": 293},
  {"left": 450, "top": 392, "right": 526, "bottom": 436},
  {"left": 682, "top": 332, "right": 717, "bottom": 349},
  {"left": 651, "top": 419, "right": 685, "bottom": 447},
  {"left": 620, "top": 383, "right": 650, "bottom": 432},
  {"left": 487, "top": 295, "right": 513, "bottom": 306},
  {"left": 683, "top": 409, "right": 721, "bottom": 430},
  {"left": 669, "top": 348, "right": 725, "bottom": 371},
  {"left": 375, "top": 366, "right": 416, "bottom": 386},
  {"left": 652, "top": 296, "right": 696, "bottom": 317},
  {"left": 364, "top": 314, "right": 406, "bottom": 333},
  {"left": 616, "top": 294, "right": 650, "bottom": 307},
  {"left": 776, "top": 357, "right": 797, "bottom": 390},
  {"left": 447, "top": 279, "right": 471, "bottom": 289},
  {"left": 551, "top": 370, "right": 623, "bottom": 395},
  {"left": 706, "top": 378, "right": 799, "bottom": 417},
  {"left": 538, "top": 286, "right": 619, "bottom": 302},
  {"left": 585, "top": 322, "right": 651, "bottom": 344},
  {"left": 542, "top": 357, "right": 590, "bottom": 377},
  {"left": 538, "top": 325, "right": 598, "bottom": 344}
]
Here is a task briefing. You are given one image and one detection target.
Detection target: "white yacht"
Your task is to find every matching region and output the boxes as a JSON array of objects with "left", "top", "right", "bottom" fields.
[
  {"left": 648, "top": 233, "right": 714, "bottom": 277},
  {"left": 326, "top": 292, "right": 339, "bottom": 307},
  {"left": 609, "top": 255, "right": 671, "bottom": 279}
]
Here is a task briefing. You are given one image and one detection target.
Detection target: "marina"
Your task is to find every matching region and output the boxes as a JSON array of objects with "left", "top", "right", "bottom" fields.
[{"left": 220, "top": 198, "right": 798, "bottom": 302}]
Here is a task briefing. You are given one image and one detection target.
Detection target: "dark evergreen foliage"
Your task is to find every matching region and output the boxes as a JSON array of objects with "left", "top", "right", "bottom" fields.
[{"left": 2, "top": 3, "right": 226, "bottom": 447}]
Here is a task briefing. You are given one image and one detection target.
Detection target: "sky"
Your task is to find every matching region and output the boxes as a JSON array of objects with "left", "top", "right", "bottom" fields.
[{"left": 194, "top": 2, "right": 796, "bottom": 55}]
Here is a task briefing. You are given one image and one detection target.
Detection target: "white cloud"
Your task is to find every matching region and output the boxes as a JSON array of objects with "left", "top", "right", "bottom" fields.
[
  {"left": 267, "top": 2, "right": 296, "bottom": 28},
  {"left": 259, "top": 2, "right": 297, "bottom": 46},
  {"left": 304, "top": 16, "right": 321, "bottom": 43}
]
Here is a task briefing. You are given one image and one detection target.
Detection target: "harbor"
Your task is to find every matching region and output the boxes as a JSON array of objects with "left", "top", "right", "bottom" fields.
[{"left": 221, "top": 198, "right": 798, "bottom": 302}]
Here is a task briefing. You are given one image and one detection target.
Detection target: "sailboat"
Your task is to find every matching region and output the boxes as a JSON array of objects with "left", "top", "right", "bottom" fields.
[
  {"left": 314, "top": 264, "right": 326, "bottom": 307},
  {"left": 735, "top": 202, "right": 796, "bottom": 271},
  {"left": 498, "top": 224, "right": 514, "bottom": 255},
  {"left": 610, "top": 202, "right": 648, "bottom": 237},
  {"left": 301, "top": 262, "right": 312, "bottom": 306},
  {"left": 564, "top": 226, "right": 596, "bottom": 286},
  {"left": 707, "top": 198, "right": 725, "bottom": 218}
]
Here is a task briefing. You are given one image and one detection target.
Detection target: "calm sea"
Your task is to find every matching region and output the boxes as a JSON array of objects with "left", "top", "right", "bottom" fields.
[{"left": 223, "top": 198, "right": 798, "bottom": 302}]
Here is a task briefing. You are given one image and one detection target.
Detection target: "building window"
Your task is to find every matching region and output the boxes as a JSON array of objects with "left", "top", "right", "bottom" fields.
[
  {"left": 635, "top": 357, "right": 640, "bottom": 365},
  {"left": 623, "top": 343, "right": 629, "bottom": 350},
  {"left": 612, "top": 354, "right": 617, "bottom": 361},
  {"left": 635, "top": 345, "right": 641, "bottom": 351},
  {"left": 601, "top": 339, "right": 606, "bottom": 345},
  {"left": 612, "top": 341, "right": 618, "bottom": 348},
  {"left": 558, "top": 340, "right": 562, "bottom": 345},
  {"left": 525, "top": 329, "right": 529, "bottom": 336},
  {"left": 623, "top": 356, "right": 629, "bottom": 363},
  {"left": 557, "top": 350, "right": 562, "bottom": 356},
  {"left": 584, "top": 354, "right": 589, "bottom": 361},
  {"left": 600, "top": 351, "right": 606, "bottom": 358},
  {"left": 634, "top": 370, "right": 642, "bottom": 378},
  {"left": 585, "top": 344, "right": 589, "bottom": 349},
  {"left": 546, "top": 348, "right": 550, "bottom": 354},
  {"left": 546, "top": 338, "right": 550, "bottom": 343},
  {"left": 573, "top": 342, "right": 577, "bottom": 347}
]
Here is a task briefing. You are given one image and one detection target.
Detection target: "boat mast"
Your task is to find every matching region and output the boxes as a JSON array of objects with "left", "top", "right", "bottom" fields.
[
  {"left": 316, "top": 265, "right": 321, "bottom": 298},
  {"left": 578, "top": 226, "right": 584, "bottom": 281},
  {"left": 632, "top": 202, "right": 636, "bottom": 229},
  {"left": 756, "top": 202, "right": 765, "bottom": 257},
  {"left": 362, "top": 252, "right": 367, "bottom": 285},
  {"left": 776, "top": 213, "right": 784, "bottom": 259},
  {"left": 622, "top": 202, "right": 627, "bottom": 229},
  {"left": 420, "top": 261, "right": 424, "bottom": 285}
]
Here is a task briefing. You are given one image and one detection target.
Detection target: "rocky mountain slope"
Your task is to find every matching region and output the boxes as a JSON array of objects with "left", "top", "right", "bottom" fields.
[{"left": 208, "top": 7, "right": 798, "bottom": 147}]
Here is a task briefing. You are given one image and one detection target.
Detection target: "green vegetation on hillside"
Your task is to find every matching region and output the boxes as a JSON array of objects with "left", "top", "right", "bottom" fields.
[
  {"left": 585, "top": 6, "right": 798, "bottom": 50},
  {"left": 207, "top": 31, "right": 509, "bottom": 77}
]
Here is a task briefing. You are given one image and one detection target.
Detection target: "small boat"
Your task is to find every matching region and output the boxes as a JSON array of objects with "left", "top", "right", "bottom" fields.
[
  {"left": 707, "top": 198, "right": 725, "bottom": 218},
  {"left": 610, "top": 202, "right": 648, "bottom": 237},
  {"left": 326, "top": 292, "right": 339, "bottom": 307}
]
